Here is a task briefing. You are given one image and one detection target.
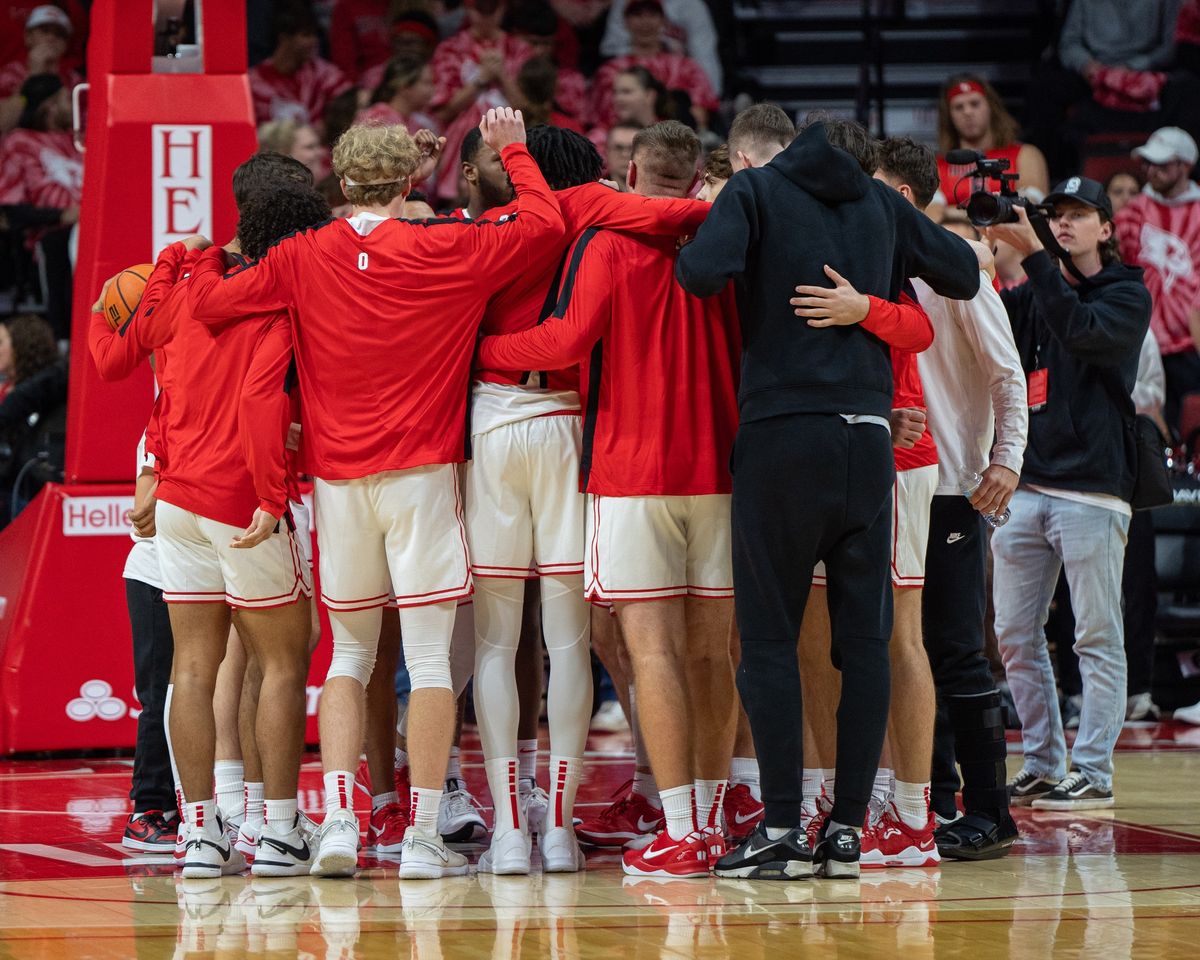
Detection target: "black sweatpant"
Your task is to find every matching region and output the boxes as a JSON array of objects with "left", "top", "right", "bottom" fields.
[
  {"left": 125, "top": 578, "right": 176, "bottom": 813},
  {"left": 731, "top": 413, "right": 894, "bottom": 829},
  {"left": 923, "top": 495, "right": 1010, "bottom": 820}
]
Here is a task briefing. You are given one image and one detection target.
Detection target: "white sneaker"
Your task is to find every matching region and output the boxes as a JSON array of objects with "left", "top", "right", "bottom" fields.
[
  {"left": 253, "top": 817, "right": 314, "bottom": 877},
  {"left": 180, "top": 820, "right": 246, "bottom": 878},
  {"left": 399, "top": 827, "right": 470, "bottom": 880},
  {"left": 540, "top": 826, "right": 586, "bottom": 873},
  {"left": 591, "top": 699, "right": 629, "bottom": 732},
  {"left": 477, "top": 827, "right": 532, "bottom": 875},
  {"left": 235, "top": 820, "right": 262, "bottom": 859},
  {"left": 310, "top": 809, "right": 360, "bottom": 878},
  {"left": 520, "top": 778, "right": 549, "bottom": 835},
  {"left": 1126, "top": 692, "right": 1160, "bottom": 722},
  {"left": 1176, "top": 700, "right": 1200, "bottom": 725},
  {"left": 439, "top": 779, "right": 487, "bottom": 843}
]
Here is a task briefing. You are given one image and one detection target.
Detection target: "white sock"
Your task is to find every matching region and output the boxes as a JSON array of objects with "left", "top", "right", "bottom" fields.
[
  {"left": 893, "top": 781, "right": 931, "bottom": 830},
  {"left": 214, "top": 760, "right": 244, "bottom": 818},
  {"left": 694, "top": 779, "right": 726, "bottom": 831},
  {"left": 765, "top": 826, "right": 790, "bottom": 840},
  {"left": 872, "top": 768, "right": 894, "bottom": 808},
  {"left": 827, "top": 819, "right": 860, "bottom": 838},
  {"left": 632, "top": 769, "right": 661, "bottom": 806},
  {"left": 394, "top": 748, "right": 408, "bottom": 771},
  {"left": 517, "top": 739, "right": 539, "bottom": 781},
  {"left": 486, "top": 757, "right": 522, "bottom": 834},
  {"left": 446, "top": 746, "right": 463, "bottom": 782},
  {"left": 410, "top": 787, "right": 442, "bottom": 838},
  {"left": 548, "top": 756, "right": 582, "bottom": 830},
  {"left": 801, "top": 768, "right": 821, "bottom": 803},
  {"left": 659, "top": 784, "right": 695, "bottom": 841},
  {"left": 729, "top": 757, "right": 760, "bottom": 801},
  {"left": 244, "top": 782, "right": 265, "bottom": 827},
  {"left": 186, "top": 799, "right": 216, "bottom": 834},
  {"left": 265, "top": 798, "right": 298, "bottom": 830},
  {"left": 323, "top": 771, "right": 355, "bottom": 815},
  {"left": 372, "top": 791, "right": 399, "bottom": 813}
]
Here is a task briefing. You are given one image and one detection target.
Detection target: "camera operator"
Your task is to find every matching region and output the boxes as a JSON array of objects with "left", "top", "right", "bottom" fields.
[{"left": 984, "top": 178, "right": 1151, "bottom": 811}]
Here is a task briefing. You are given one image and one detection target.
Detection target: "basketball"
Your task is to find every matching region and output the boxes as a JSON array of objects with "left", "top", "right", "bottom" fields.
[{"left": 102, "top": 264, "right": 154, "bottom": 331}]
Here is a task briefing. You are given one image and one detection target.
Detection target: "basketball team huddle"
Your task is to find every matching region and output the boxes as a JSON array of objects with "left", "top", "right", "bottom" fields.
[{"left": 90, "top": 100, "right": 1022, "bottom": 884}]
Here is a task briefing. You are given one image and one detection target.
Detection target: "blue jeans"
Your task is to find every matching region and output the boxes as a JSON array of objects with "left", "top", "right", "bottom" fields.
[{"left": 992, "top": 488, "right": 1130, "bottom": 791}]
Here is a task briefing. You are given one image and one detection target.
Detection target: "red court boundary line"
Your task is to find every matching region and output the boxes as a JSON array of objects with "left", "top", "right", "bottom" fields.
[{"left": 3, "top": 912, "right": 1200, "bottom": 942}]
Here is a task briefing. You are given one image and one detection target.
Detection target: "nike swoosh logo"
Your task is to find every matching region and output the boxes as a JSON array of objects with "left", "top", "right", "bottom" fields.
[
  {"left": 732, "top": 810, "right": 761, "bottom": 825},
  {"left": 187, "top": 837, "right": 231, "bottom": 862},
  {"left": 636, "top": 816, "right": 662, "bottom": 833},
  {"left": 640, "top": 843, "right": 680, "bottom": 861},
  {"left": 258, "top": 835, "right": 311, "bottom": 860},
  {"left": 946, "top": 533, "right": 965, "bottom": 544}
]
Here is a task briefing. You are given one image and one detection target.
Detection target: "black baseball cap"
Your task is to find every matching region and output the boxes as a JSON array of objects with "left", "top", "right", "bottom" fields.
[{"left": 1045, "top": 176, "right": 1113, "bottom": 219}]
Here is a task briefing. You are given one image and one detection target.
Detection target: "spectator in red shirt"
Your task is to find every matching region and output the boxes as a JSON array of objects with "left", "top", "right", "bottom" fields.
[
  {"left": 0, "top": 5, "right": 81, "bottom": 135},
  {"left": 329, "top": 0, "right": 392, "bottom": 83},
  {"left": 249, "top": 3, "right": 352, "bottom": 129},
  {"left": 356, "top": 10, "right": 441, "bottom": 94},
  {"left": 357, "top": 55, "right": 439, "bottom": 134},
  {"left": 591, "top": 0, "right": 718, "bottom": 133},
  {"left": 429, "top": 0, "right": 533, "bottom": 201}
]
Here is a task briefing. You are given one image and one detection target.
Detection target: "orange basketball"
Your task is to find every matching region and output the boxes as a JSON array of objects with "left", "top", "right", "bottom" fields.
[{"left": 102, "top": 264, "right": 154, "bottom": 331}]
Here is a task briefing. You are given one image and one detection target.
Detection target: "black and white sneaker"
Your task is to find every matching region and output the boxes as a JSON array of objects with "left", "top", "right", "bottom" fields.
[
  {"left": 1007, "top": 768, "right": 1058, "bottom": 806},
  {"left": 1031, "top": 771, "right": 1114, "bottom": 811},
  {"left": 813, "top": 823, "right": 860, "bottom": 879},
  {"left": 713, "top": 824, "right": 812, "bottom": 880}
]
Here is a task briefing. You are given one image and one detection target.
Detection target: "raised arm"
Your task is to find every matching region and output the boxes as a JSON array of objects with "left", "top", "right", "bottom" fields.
[
  {"left": 676, "top": 172, "right": 758, "bottom": 297},
  {"left": 88, "top": 241, "right": 194, "bottom": 381},
  {"left": 478, "top": 232, "right": 613, "bottom": 371}
]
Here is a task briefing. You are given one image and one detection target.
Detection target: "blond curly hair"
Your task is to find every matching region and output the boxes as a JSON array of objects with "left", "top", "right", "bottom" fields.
[{"left": 332, "top": 122, "right": 421, "bottom": 206}]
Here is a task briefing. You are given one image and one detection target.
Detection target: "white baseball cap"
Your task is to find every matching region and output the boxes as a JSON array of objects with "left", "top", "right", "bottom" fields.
[
  {"left": 26, "top": 5, "right": 72, "bottom": 34},
  {"left": 1133, "top": 127, "right": 1199, "bottom": 166}
]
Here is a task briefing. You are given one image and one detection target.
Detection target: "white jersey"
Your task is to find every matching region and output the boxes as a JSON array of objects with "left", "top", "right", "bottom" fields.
[{"left": 913, "top": 272, "right": 1028, "bottom": 496}]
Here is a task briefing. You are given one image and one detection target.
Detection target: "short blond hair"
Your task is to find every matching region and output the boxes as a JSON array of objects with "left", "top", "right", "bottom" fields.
[{"left": 332, "top": 122, "right": 421, "bottom": 206}]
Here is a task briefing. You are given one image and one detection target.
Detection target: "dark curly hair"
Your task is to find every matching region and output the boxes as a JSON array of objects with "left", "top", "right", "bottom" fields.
[
  {"left": 236, "top": 181, "right": 332, "bottom": 260},
  {"left": 6, "top": 314, "right": 59, "bottom": 384},
  {"left": 526, "top": 125, "right": 603, "bottom": 190}
]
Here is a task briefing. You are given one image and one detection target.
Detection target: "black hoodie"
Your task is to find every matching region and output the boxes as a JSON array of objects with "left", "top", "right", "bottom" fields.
[
  {"left": 1000, "top": 250, "right": 1151, "bottom": 501},
  {"left": 676, "top": 122, "right": 980, "bottom": 423}
]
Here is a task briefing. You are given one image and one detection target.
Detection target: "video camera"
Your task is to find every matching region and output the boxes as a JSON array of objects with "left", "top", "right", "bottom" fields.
[{"left": 946, "top": 149, "right": 1056, "bottom": 227}]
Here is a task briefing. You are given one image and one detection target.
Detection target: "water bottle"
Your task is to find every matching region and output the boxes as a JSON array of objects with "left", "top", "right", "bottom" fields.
[{"left": 959, "top": 470, "right": 1011, "bottom": 528}]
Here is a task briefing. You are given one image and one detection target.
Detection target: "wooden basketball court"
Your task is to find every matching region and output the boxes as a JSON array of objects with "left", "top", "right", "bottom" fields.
[{"left": 1, "top": 724, "right": 1198, "bottom": 958}]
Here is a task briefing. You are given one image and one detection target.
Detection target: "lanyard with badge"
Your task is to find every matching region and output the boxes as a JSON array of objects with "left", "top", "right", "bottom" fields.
[{"left": 1028, "top": 326, "right": 1048, "bottom": 414}]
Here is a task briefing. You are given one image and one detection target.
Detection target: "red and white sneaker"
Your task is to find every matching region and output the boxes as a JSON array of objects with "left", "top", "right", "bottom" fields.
[
  {"left": 699, "top": 825, "right": 726, "bottom": 863},
  {"left": 723, "top": 783, "right": 764, "bottom": 841},
  {"left": 368, "top": 801, "right": 409, "bottom": 854},
  {"left": 622, "top": 829, "right": 710, "bottom": 878},
  {"left": 576, "top": 782, "right": 665, "bottom": 847},
  {"left": 394, "top": 764, "right": 410, "bottom": 803},
  {"left": 804, "top": 790, "right": 833, "bottom": 851},
  {"left": 860, "top": 803, "right": 941, "bottom": 868}
]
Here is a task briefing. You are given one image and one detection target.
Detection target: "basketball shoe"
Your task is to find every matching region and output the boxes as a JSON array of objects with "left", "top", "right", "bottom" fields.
[
  {"left": 122, "top": 810, "right": 178, "bottom": 853},
  {"left": 577, "top": 780, "right": 665, "bottom": 847},
  {"left": 399, "top": 827, "right": 470, "bottom": 880},
  {"left": 621, "top": 829, "right": 709, "bottom": 878},
  {"left": 180, "top": 814, "right": 246, "bottom": 879},
  {"left": 477, "top": 827, "right": 532, "bottom": 875},
  {"left": 722, "top": 783, "right": 764, "bottom": 842},
  {"left": 439, "top": 778, "right": 487, "bottom": 843},
  {"left": 541, "top": 826, "right": 587, "bottom": 873},
  {"left": 310, "top": 808, "right": 360, "bottom": 878},
  {"left": 368, "top": 801, "right": 409, "bottom": 854},
  {"left": 804, "top": 790, "right": 833, "bottom": 851},
  {"left": 860, "top": 804, "right": 940, "bottom": 868},
  {"left": 713, "top": 824, "right": 812, "bottom": 880},
  {"left": 813, "top": 822, "right": 861, "bottom": 879},
  {"left": 252, "top": 815, "right": 314, "bottom": 877},
  {"left": 520, "top": 777, "right": 550, "bottom": 835}
]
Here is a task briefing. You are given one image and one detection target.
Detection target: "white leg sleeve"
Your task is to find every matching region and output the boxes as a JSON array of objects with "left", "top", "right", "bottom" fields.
[
  {"left": 450, "top": 600, "right": 476, "bottom": 699},
  {"left": 541, "top": 574, "right": 592, "bottom": 760},
  {"left": 472, "top": 577, "right": 525, "bottom": 761},
  {"left": 326, "top": 606, "right": 383, "bottom": 686},
  {"left": 399, "top": 600, "right": 456, "bottom": 690}
]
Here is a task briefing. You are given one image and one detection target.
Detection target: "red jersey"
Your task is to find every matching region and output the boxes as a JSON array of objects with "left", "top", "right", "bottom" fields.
[
  {"left": 88, "top": 243, "right": 294, "bottom": 527},
  {"left": 188, "top": 144, "right": 565, "bottom": 482},
  {"left": 937, "top": 143, "right": 1023, "bottom": 209},
  {"left": 249, "top": 56, "right": 352, "bottom": 126},
  {"left": 591, "top": 51, "right": 719, "bottom": 129},
  {"left": 476, "top": 182, "right": 709, "bottom": 393},
  {"left": 479, "top": 228, "right": 740, "bottom": 496},
  {"left": 862, "top": 290, "right": 938, "bottom": 472}
]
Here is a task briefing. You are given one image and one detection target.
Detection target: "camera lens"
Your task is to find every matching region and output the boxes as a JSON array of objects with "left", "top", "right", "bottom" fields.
[{"left": 966, "top": 192, "right": 1016, "bottom": 227}]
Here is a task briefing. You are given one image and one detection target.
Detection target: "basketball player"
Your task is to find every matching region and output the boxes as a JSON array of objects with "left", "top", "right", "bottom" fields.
[
  {"left": 477, "top": 121, "right": 741, "bottom": 879},
  {"left": 188, "top": 108, "right": 565, "bottom": 880},
  {"left": 454, "top": 127, "right": 516, "bottom": 219},
  {"left": 875, "top": 137, "right": 1026, "bottom": 859},
  {"left": 464, "top": 124, "right": 709, "bottom": 875}
]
